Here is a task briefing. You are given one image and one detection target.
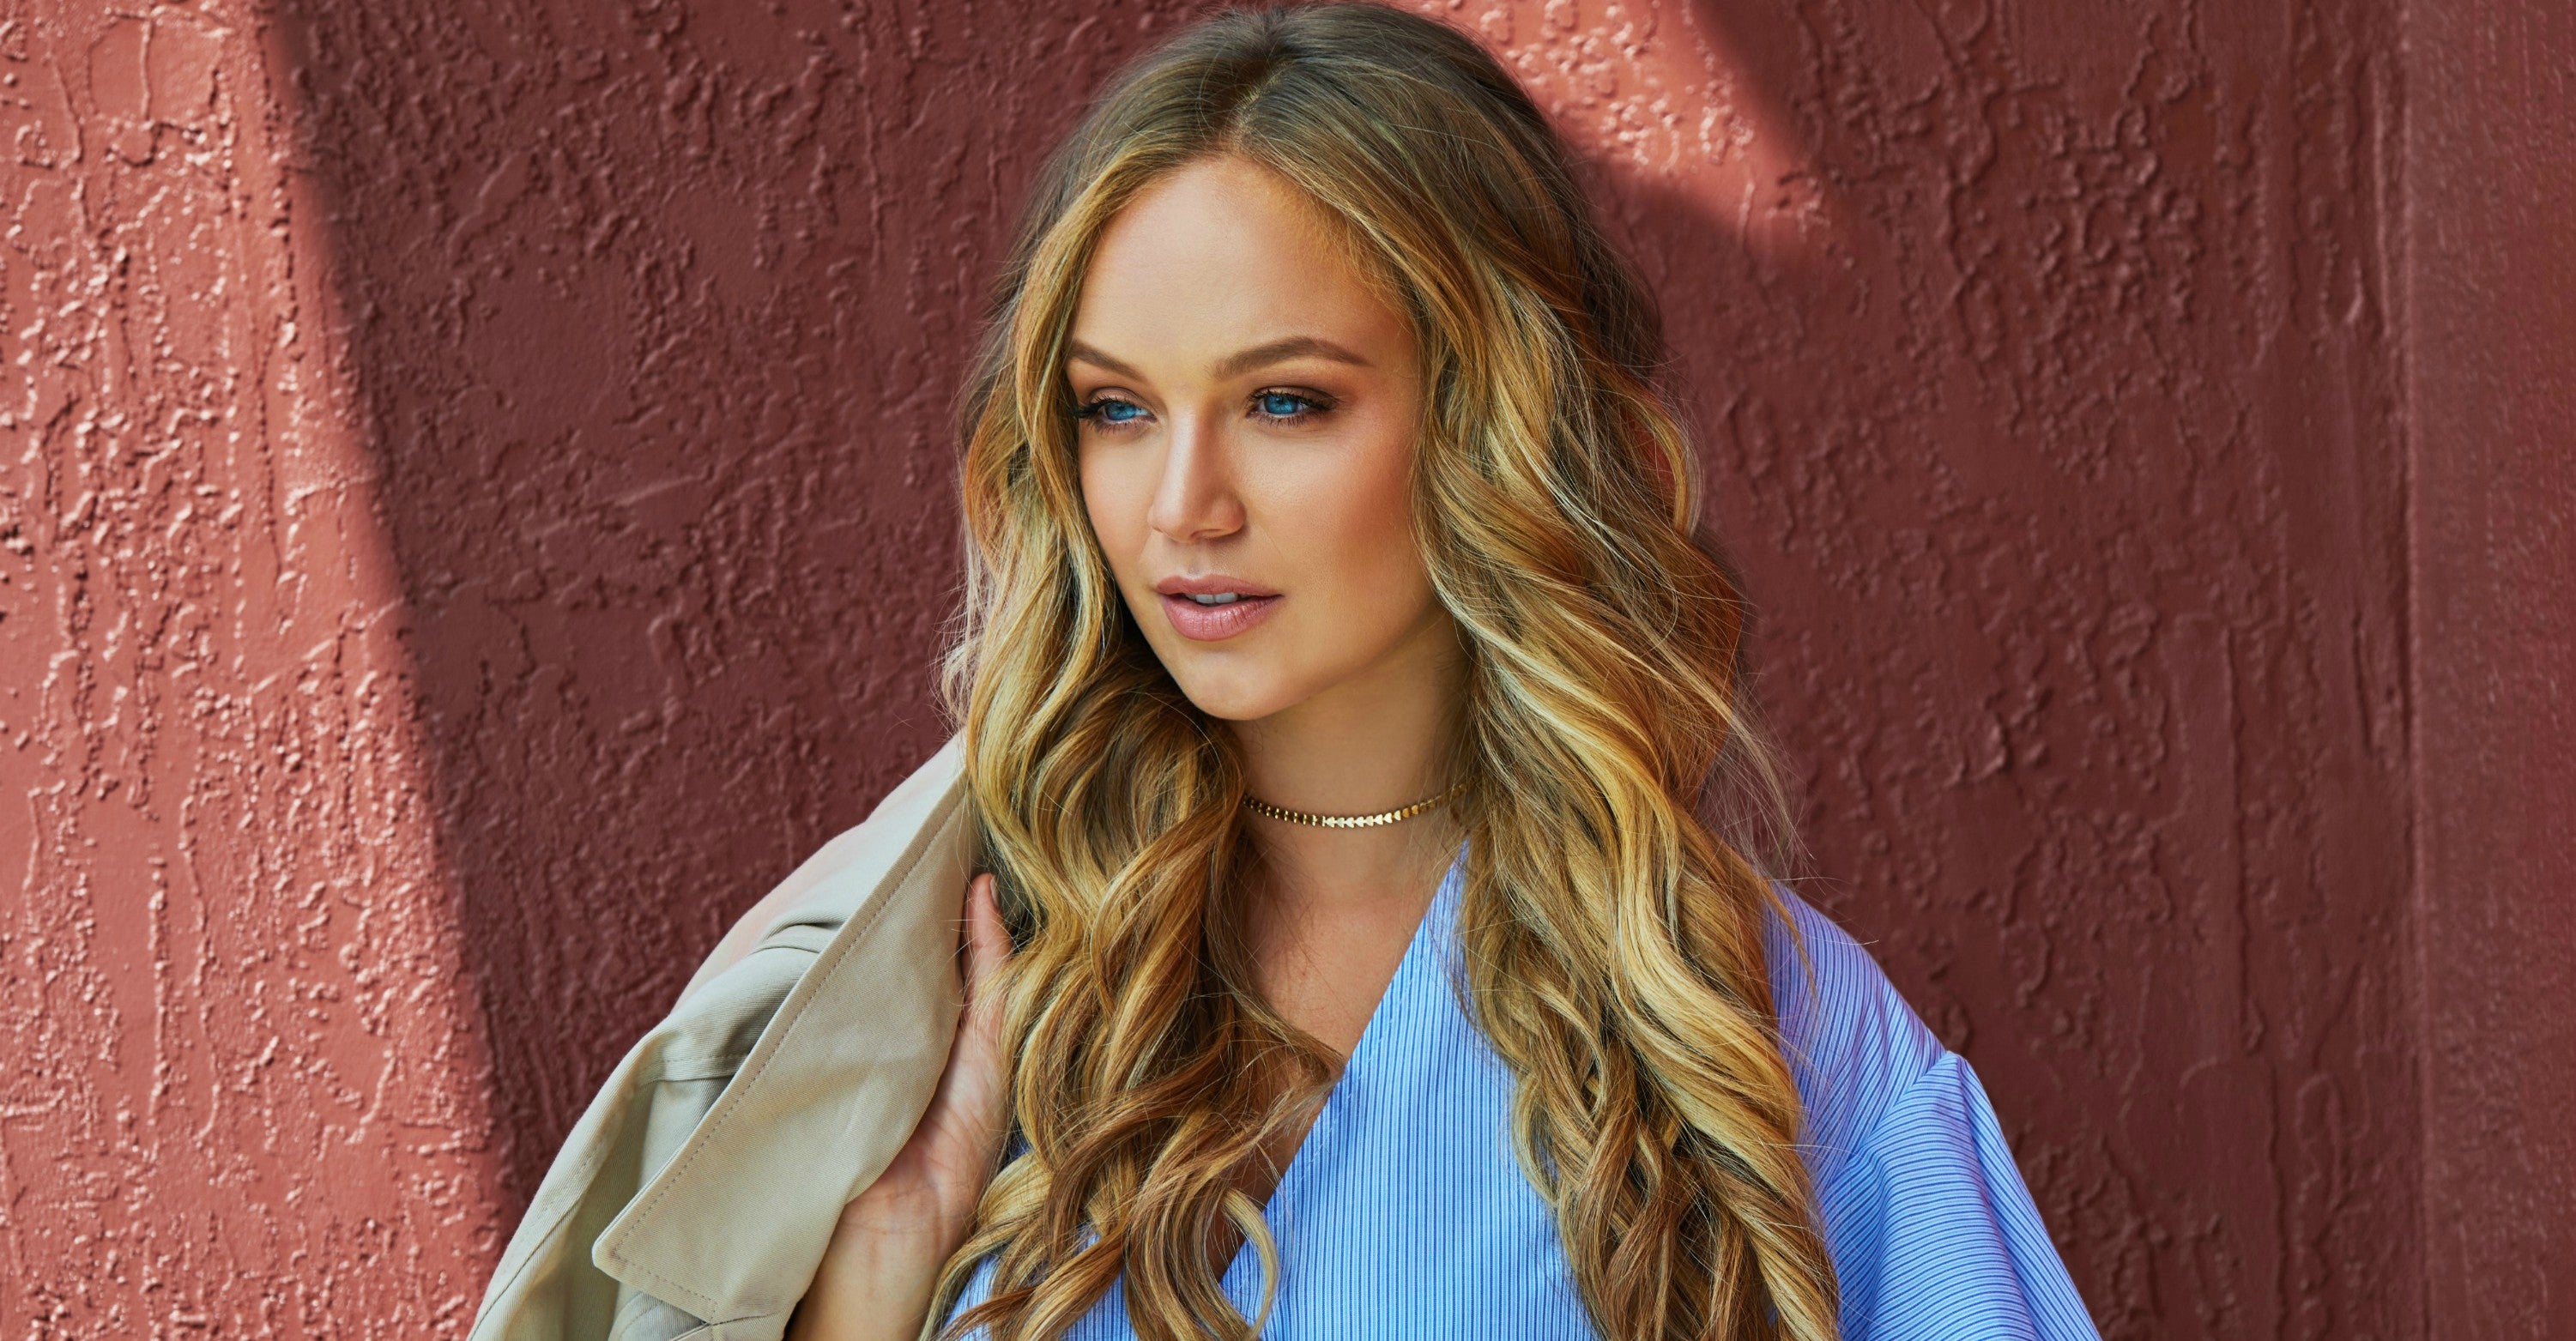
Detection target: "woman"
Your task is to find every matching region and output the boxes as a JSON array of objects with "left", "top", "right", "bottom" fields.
[
  {"left": 469, "top": 5, "right": 2096, "bottom": 1341},
  {"left": 785, "top": 5, "right": 2096, "bottom": 1341}
]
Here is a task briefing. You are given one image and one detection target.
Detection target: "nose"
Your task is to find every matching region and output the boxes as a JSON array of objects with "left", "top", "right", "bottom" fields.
[{"left": 1146, "top": 414, "right": 1245, "bottom": 545}]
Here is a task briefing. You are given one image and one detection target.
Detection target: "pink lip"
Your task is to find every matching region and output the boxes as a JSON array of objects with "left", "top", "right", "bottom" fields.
[
  {"left": 1159, "top": 592, "right": 1281, "bottom": 640},
  {"left": 1153, "top": 573, "right": 1279, "bottom": 597}
]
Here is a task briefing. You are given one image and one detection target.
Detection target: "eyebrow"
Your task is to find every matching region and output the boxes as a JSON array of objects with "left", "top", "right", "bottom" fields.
[{"left": 1066, "top": 335, "right": 1374, "bottom": 382}]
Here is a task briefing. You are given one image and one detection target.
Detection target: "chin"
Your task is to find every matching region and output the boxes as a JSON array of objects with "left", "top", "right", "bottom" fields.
[{"left": 1159, "top": 659, "right": 1305, "bottom": 722}]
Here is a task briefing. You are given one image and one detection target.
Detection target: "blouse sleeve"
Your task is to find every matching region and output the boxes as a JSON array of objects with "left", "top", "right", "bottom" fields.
[{"left": 1810, "top": 1050, "right": 2101, "bottom": 1341}]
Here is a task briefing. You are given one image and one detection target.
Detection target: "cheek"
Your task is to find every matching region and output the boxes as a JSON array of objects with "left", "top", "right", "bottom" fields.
[
  {"left": 1077, "top": 447, "right": 1148, "bottom": 570},
  {"left": 1273, "top": 434, "right": 1426, "bottom": 606}
]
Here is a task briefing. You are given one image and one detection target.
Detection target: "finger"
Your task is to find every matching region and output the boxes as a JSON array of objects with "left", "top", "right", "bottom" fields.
[
  {"left": 952, "top": 878, "right": 1014, "bottom": 1125},
  {"left": 961, "top": 873, "right": 1011, "bottom": 1009}
]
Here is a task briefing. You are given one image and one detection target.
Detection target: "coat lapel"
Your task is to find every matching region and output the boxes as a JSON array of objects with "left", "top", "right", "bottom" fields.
[{"left": 591, "top": 736, "right": 977, "bottom": 1333}]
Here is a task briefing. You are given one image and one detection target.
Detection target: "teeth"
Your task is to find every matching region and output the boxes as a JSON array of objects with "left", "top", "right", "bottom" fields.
[{"left": 1186, "top": 593, "right": 1243, "bottom": 606}]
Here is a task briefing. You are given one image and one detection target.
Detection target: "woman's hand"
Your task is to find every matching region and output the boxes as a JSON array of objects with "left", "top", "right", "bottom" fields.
[{"left": 786, "top": 873, "right": 1015, "bottom": 1340}]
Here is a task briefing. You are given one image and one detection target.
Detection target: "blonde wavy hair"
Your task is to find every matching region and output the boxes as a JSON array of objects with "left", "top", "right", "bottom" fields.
[{"left": 931, "top": 5, "right": 1836, "bottom": 1338}]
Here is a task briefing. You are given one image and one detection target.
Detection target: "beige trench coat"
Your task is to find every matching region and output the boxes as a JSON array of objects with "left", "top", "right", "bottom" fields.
[{"left": 469, "top": 736, "right": 976, "bottom": 1341}]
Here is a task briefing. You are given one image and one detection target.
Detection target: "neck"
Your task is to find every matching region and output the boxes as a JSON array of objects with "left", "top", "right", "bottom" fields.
[{"left": 1230, "top": 619, "right": 1468, "bottom": 917}]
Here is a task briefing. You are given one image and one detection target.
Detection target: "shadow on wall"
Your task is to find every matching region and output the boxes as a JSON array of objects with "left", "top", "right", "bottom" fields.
[
  {"left": 254, "top": 0, "right": 1128, "bottom": 1208},
  {"left": 249, "top": 0, "right": 2422, "bottom": 1337},
  {"left": 1541, "top": 1, "right": 2420, "bottom": 1334}
]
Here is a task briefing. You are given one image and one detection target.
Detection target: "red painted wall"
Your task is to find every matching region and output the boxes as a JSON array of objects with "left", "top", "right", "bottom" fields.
[
  {"left": 3, "top": 0, "right": 2564, "bottom": 1335},
  {"left": 2402, "top": 3, "right": 2576, "bottom": 1335}
]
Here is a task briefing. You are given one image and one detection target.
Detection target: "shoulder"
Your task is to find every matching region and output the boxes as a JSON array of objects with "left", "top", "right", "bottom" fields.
[
  {"left": 1757, "top": 881, "right": 1947, "bottom": 1171},
  {"left": 1755, "top": 886, "right": 2106, "bottom": 1338}
]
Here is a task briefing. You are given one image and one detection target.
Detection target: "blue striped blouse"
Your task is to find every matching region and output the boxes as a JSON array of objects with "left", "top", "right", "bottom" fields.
[{"left": 946, "top": 850, "right": 2100, "bottom": 1339}]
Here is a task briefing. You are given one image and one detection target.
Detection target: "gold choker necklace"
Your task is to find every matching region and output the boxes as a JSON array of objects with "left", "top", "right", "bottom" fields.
[{"left": 1243, "top": 779, "right": 1469, "bottom": 830}]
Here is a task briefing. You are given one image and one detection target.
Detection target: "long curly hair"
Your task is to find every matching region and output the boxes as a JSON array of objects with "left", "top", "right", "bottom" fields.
[{"left": 930, "top": 5, "right": 1836, "bottom": 1338}]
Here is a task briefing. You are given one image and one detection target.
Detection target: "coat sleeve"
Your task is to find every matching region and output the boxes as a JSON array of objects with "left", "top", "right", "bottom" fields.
[
  {"left": 1810, "top": 1050, "right": 2101, "bottom": 1341},
  {"left": 467, "top": 932, "right": 829, "bottom": 1341}
]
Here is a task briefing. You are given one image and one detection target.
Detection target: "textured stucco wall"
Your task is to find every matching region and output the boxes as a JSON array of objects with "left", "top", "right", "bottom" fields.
[
  {"left": 4, "top": 3, "right": 505, "bottom": 1331},
  {"left": 3, "top": 0, "right": 2561, "bottom": 1336},
  {"left": 2402, "top": 3, "right": 2576, "bottom": 1335},
  {"left": 1574, "top": 4, "right": 2423, "bottom": 1334}
]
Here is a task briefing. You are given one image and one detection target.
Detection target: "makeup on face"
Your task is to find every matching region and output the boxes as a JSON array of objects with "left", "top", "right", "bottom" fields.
[
  {"left": 1153, "top": 572, "right": 1284, "bottom": 641},
  {"left": 1067, "top": 154, "right": 1439, "bottom": 722}
]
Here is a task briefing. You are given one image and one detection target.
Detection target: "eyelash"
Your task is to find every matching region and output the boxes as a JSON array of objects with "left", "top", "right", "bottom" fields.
[{"left": 1073, "top": 389, "right": 1333, "bottom": 432}]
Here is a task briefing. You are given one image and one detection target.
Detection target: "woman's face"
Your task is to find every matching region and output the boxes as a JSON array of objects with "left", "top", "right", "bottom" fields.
[{"left": 1067, "top": 154, "right": 1451, "bottom": 723}]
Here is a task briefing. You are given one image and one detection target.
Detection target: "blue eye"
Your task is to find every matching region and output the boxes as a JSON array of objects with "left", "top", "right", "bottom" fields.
[
  {"left": 1076, "top": 396, "right": 1146, "bottom": 427},
  {"left": 1076, "top": 390, "right": 1327, "bottom": 430},
  {"left": 1253, "top": 390, "right": 1327, "bottom": 421}
]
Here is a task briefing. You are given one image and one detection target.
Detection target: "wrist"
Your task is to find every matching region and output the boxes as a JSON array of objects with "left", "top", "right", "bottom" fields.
[
  {"left": 794, "top": 1194, "right": 961, "bottom": 1341},
  {"left": 845, "top": 1169, "right": 978, "bottom": 1250}
]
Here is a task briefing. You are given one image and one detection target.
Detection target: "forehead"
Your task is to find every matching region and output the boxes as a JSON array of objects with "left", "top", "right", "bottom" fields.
[{"left": 1071, "top": 154, "right": 1404, "bottom": 358}]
